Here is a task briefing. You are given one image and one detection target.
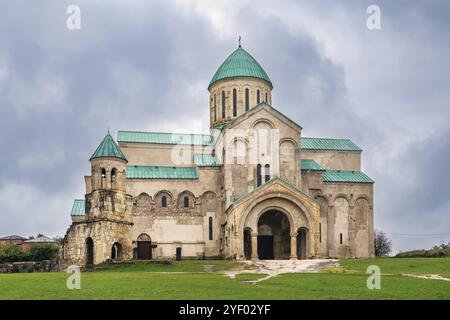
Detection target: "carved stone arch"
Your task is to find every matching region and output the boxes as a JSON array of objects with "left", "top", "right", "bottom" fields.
[
  {"left": 312, "top": 191, "right": 331, "bottom": 206},
  {"left": 201, "top": 191, "right": 217, "bottom": 214},
  {"left": 155, "top": 190, "right": 174, "bottom": 210},
  {"left": 333, "top": 193, "right": 351, "bottom": 203},
  {"left": 355, "top": 197, "right": 370, "bottom": 226},
  {"left": 279, "top": 137, "right": 297, "bottom": 146},
  {"left": 241, "top": 193, "right": 314, "bottom": 235},
  {"left": 355, "top": 194, "right": 372, "bottom": 207},
  {"left": 279, "top": 139, "right": 297, "bottom": 182},
  {"left": 230, "top": 137, "right": 249, "bottom": 164},
  {"left": 133, "top": 192, "right": 152, "bottom": 215},
  {"left": 137, "top": 233, "right": 151, "bottom": 241},
  {"left": 178, "top": 190, "right": 196, "bottom": 209},
  {"left": 111, "top": 241, "right": 124, "bottom": 261},
  {"left": 334, "top": 196, "right": 350, "bottom": 249},
  {"left": 252, "top": 118, "right": 274, "bottom": 130},
  {"left": 314, "top": 195, "right": 328, "bottom": 218}
]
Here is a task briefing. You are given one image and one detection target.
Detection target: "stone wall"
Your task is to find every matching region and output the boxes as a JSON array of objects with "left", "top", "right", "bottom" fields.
[{"left": 0, "top": 260, "right": 58, "bottom": 273}]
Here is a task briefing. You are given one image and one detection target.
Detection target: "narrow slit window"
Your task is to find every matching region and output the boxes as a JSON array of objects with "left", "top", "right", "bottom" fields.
[
  {"left": 221, "top": 91, "right": 226, "bottom": 119},
  {"left": 214, "top": 94, "right": 217, "bottom": 122},
  {"left": 264, "top": 164, "right": 270, "bottom": 182},
  {"left": 256, "top": 90, "right": 260, "bottom": 104},
  {"left": 245, "top": 88, "right": 249, "bottom": 111},
  {"left": 256, "top": 164, "right": 262, "bottom": 187},
  {"left": 319, "top": 223, "right": 322, "bottom": 243},
  {"left": 232, "top": 88, "right": 237, "bottom": 117},
  {"left": 162, "top": 195, "right": 167, "bottom": 208},
  {"left": 183, "top": 196, "right": 189, "bottom": 208},
  {"left": 209, "top": 217, "right": 213, "bottom": 240}
]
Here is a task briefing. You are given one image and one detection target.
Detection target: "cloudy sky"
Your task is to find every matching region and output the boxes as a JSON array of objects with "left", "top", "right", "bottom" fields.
[{"left": 1, "top": 0, "right": 449, "bottom": 253}]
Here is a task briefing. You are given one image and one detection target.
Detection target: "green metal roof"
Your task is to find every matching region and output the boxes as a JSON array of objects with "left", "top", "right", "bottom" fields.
[
  {"left": 209, "top": 47, "right": 272, "bottom": 89},
  {"left": 323, "top": 170, "right": 374, "bottom": 184},
  {"left": 127, "top": 166, "right": 198, "bottom": 179},
  {"left": 118, "top": 131, "right": 214, "bottom": 146},
  {"left": 194, "top": 154, "right": 221, "bottom": 167},
  {"left": 90, "top": 133, "right": 127, "bottom": 161},
  {"left": 70, "top": 199, "right": 85, "bottom": 216},
  {"left": 301, "top": 159, "right": 325, "bottom": 171},
  {"left": 301, "top": 137, "right": 362, "bottom": 152}
]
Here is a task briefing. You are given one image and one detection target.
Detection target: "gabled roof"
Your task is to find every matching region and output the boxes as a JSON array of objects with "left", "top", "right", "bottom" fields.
[
  {"left": 225, "top": 102, "right": 302, "bottom": 131},
  {"left": 127, "top": 166, "right": 198, "bottom": 179},
  {"left": 301, "top": 137, "right": 362, "bottom": 152},
  {"left": 90, "top": 132, "right": 127, "bottom": 161},
  {"left": 70, "top": 199, "right": 85, "bottom": 216},
  {"left": 194, "top": 153, "right": 221, "bottom": 167},
  {"left": 0, "top": 235, "right": 27, "bottom": 241},
  {"left": 209, "top": 47, "right": 272, "bottom": 89},
  {"left": 227, "top": 176, "right": 318, "bottom": 211},
  {"left": 23, "top": 235, "right": 55, "bottom": 243},
  {"left": 301, "top": 159, "right": 325, "bottom": 171},
  {"left": 323, "top": 170, "right": 374, "bottom": 184},
  {"left": 118, "top": 131, "right": 214, "bottom": 146}
]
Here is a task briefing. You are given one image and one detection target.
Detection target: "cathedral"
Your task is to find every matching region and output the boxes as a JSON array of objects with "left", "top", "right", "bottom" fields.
[{"left": 60, "top": 44, "right": 375, "bottom": 267}]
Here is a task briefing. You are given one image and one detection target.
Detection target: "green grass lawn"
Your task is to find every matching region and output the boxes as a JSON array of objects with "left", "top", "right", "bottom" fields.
[{"left": 0, "top": 258, "right": 449, "bottom": 300}]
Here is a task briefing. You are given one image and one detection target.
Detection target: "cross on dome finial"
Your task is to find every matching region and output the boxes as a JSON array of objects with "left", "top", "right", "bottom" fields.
[{"left": 238, "top": 35, "right": 241, "bottom": 48}]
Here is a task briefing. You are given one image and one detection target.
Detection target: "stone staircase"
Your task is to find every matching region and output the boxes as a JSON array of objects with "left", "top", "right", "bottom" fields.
[{"left": 251, "top": 259, "right": 339, "bottom": 273}]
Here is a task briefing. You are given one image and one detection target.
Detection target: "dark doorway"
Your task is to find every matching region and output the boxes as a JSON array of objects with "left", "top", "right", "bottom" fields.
[
  {"left": 257, "top": 235, "right": 274, "bottom": 259},
  {"left": 297, "top": 228, "right": 308, "bottom": 259},
  {"left": 136, "top": 234, "right": 152, "bottom": 260},
  {"left": 86, "top": 237, "right": 94, "bottom": 266},
  {"left": 111, "top": 242, "right": 123, "bottom": 261},
  {"left": 243, "top": 229, "right": 252, "bottom": 260},
  {"left": 257, "top": 210, "right": 291, "bottom": 259}
]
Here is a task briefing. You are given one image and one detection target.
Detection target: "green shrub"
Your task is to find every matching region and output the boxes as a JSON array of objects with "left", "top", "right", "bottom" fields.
[
  {"left": 0, "top": 244, "right": 58, "bottom": 263},
  {"left": 28, "top": 244, "right": 58, "bottom": 261},
  {"left": 396, "top": 247, "right": 450, "bottom": 258}
]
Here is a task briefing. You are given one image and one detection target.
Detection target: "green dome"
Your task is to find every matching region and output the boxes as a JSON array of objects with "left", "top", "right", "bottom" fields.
[
  {"left": 209, "top": 47, "right": 272, "bottom": 89},
  {"left": 90, "top": 132, "right": 127, "bottom": 162}
]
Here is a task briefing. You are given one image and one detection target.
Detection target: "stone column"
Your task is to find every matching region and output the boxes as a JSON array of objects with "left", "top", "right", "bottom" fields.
[
  {"left": 290, "top": 232, "right": 298, "bottom": 260},
  {"left": 251, "top": 233, "right": 258, "bottom": 260}
]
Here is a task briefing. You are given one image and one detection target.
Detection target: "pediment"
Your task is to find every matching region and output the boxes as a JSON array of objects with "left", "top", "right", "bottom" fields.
[{"left": 226, "top": 177, "right": 318, "bottom": 213}]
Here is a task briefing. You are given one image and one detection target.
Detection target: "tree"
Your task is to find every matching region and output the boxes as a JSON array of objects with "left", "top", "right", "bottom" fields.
[{"left": 374, "top": 230, "right": 392, "bottom": 257}]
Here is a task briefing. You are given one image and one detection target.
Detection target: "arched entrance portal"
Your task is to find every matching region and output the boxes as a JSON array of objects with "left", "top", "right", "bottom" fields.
[
  {"left": 297, "top": 228, "right": 308, "bottom": 259},
  {"left": 257, "top": 210, "right": 291, "bottom": 260},
  {"left": 243, "top": 228, "right": 252, "bottom": 260},
  {"left": 137, "top": 233, "right": 152, "bottom": 260},
  {"left": 86, "top": 237, "right": 94, "bottom": 266},
  {"left": 111, "top": 242, "right": 123, "bottom": 261}
]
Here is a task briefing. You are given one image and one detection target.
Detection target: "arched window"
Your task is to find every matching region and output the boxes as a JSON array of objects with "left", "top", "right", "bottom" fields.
[
  {"left": 161, "top": 195, "right": 167, "bottom": 208},
  {"left": 232, "top": 88, "right": 237, "bottom": 117},
  {"left": 208, "top": 217, "right": 213, "bottom": 240},
  {"left": 265, "top": 92, "right": 268, "bottom": 103},
  {"left": 256, "top": 164, "right": 262, "bottom": 187},
  {"left": 256, "top": 89, "right": 260, "bottom": 104},
  {"left": 101, "top": 168, "right": 106, "bottom": 188},
  {"left": 111, "top": 168, "right": 117, "bottom": 184},
  {"left": 264, "top": 164, "right": 270, "bottom": 182},
  {"left": 213, "top": 94, "right": 217, "bottom": 122},
  {"left": 221, "top": 90, "right": 226, "bottom": 119},
  {"left": 183, "top": 196, "right": 189, "bottom": 208},
  {"left": 245, "top": 88, "right": 249, "bottom": 111}
]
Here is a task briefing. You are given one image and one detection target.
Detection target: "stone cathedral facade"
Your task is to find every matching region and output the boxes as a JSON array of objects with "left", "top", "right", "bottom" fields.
[{"left": 60, "top": 45, "right": 375, "bottom": 267}]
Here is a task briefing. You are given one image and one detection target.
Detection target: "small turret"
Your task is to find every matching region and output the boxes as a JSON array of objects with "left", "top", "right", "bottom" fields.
[{"left": 85, "top": 132, "right": 131, "bottom": 222}]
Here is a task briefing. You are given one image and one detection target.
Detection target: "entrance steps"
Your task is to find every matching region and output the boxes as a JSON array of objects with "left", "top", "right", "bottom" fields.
[{"left": 250, "top": 259, "right": 339, "bottom": 273}]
